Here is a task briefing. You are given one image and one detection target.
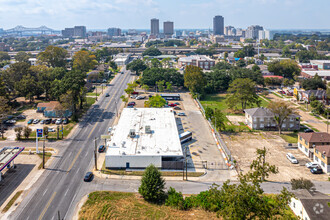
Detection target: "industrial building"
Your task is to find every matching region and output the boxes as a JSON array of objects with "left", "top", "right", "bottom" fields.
[
  {"left": 105, "top": 108, "right": 183, "bottom": 169},
  {"left": 178, "top": 55, "right": 215, "bottom": 70}
]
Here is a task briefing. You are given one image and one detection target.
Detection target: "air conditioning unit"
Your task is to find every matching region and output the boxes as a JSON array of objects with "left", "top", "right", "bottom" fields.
[
  {"left": 145, "top": 125, "right": 151, "bottom": 134},
  {"left": 129, "top": 129, "right": 136, "bottom": 138}
]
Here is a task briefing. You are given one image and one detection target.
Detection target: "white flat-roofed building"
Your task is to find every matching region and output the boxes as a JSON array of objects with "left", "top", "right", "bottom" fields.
[
  {"left": 105, "top": 108, "right": 183, "bottom": 169},
  {"left": 113, "top": 53, "right": 131, "bottom": 66}
]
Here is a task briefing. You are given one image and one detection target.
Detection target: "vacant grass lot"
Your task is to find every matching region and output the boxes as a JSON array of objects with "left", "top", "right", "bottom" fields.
[
  {"left": 200, "top": 94, "right": 268, "bottom": 115},
  {"left": 79, "top": 191, "right": 218, "bottom": 220}
]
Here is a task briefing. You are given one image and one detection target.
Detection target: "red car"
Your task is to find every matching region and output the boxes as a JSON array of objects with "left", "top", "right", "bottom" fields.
[
  {"left": 132, "top": 91, "right": 139, "bottom": 95},
  {"left": 168, "top": 103, "right": 177, "bottom": 107},
  {"left": 128, "top": 101, "right": 136, "bottom": 106}
]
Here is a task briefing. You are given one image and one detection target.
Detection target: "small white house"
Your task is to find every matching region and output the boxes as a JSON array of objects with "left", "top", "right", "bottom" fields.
[{"left": 289, "top": 189, "right": 330, "bottom": 220}]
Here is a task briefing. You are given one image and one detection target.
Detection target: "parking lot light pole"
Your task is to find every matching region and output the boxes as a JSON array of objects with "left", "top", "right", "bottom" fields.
[{"left": 94, "top": 137, "right": 98, "bottom": 171}]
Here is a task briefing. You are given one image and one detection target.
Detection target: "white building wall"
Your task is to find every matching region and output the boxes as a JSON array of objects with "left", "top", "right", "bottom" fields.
[
  {"left": 105, "top": 155, "right": 162, "bottom": 168},
  {"left": 289, "top": 198, "right": 310, "bottom": 220}
]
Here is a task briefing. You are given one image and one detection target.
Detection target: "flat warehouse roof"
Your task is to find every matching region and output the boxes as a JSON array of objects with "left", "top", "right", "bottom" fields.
[{"left": 106, "top": 108, "right": 183, "bottom": 157}]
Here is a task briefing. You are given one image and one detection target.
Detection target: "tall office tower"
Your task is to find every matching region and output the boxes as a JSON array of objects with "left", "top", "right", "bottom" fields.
[
  {"left": 213, "top": 15, "right": 224, "bottom": 35},
  {"left": 74, "top": 26, "right": 86, "bottom": 38},
  {"left": 61, "top": 28, "right": 74, "bottom": 37},
  {"left": 163, "top": 21, "right": 174, "bottom": 38},
  {"left": 150, "top": 18, "right": 159, "bottom": 36},
  {"left": 246, "top": 25, "right": 263, "bottom": 39},
  {"left": 107, "top": 28, "right": 121, "bottom": 37}
]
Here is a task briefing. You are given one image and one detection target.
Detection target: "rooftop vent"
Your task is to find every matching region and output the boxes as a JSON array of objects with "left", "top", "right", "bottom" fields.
[
  {"left": 129, "top": 129, "right": 136, "bottom": 138},
  {"left": 121, "top": 141, "right": 126, "bottom": 148},
  {"left": 145, "top": 125, "right": 151, "bottom": 134},
  {"left": 122, "top": 152, "right": 126, "bottom": 155}
]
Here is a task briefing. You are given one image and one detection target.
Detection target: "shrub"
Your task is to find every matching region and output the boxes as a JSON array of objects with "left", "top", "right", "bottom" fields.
[
  {"left": 291, "top": 178, "right": 314, "bottom": 190},
  {"left": 138, "top": 164, "right": 166, "bottom": 203},
  {"left": 165, "top": 187, "right": 185, "bottom": 210}
]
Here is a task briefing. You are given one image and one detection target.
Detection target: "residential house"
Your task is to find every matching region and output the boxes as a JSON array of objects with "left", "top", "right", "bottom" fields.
[
  {"left": 300, "top": 90, "right": 329, "bottom": 105},
  {"left": 289, "top": 189, "right": 330, "bottom": 220},
  {"left": 36, "top": 101, "right": 72, "bottom": 118},
  {"left": 298, "top": 132, "right": 330, "bottom": 159},
  {"left": 314, "top": 145, "right": 330, "bottom": 173},
  {"left": 244, "top": 107, "right": 300, "bottom": 131}
]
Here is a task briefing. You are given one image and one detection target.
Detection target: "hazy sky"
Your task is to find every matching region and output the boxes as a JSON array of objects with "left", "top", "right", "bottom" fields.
[{"left": 0, "top": 0, "right": 329, "bottom": 30}]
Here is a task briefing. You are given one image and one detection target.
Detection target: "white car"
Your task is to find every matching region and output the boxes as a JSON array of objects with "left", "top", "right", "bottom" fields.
[
  {"left": 108, "top": 127, "right": 112, "bottom": 133},
  {"left": 178, "top": 112, "right": 186, "bottom": 116},
  {"left": 286, "top": 153, "right": 298, "bottom": 164},
  {"left": 33, "top": 119, "right": 40, "bottom": 124},
  {"left": 48, "top": 128, "right": 56, "bottom": 132},
  {"left": 55, "top": 119, "right": 62, "bottom": 125},
  {"left": 305, "top": 162, "right": 319, "bottom": 169}
]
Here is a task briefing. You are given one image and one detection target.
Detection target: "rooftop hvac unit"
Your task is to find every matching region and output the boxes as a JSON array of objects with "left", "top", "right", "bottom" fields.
[
  {"left": 129, "top": 129, "right": 136, "bottom": 138},
  {"left": 145, "top": 125, "right": 151, "bottom": 134},
  {"left": 121, "top": 141, "right": 126, "bottom": 148}
]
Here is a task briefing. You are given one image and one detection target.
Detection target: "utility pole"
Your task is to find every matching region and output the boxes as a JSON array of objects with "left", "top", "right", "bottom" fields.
[
  {"left": 182, "top": 146, "right": 185, "bottom": 181},
  {"left": 185, "top": 146, "right": 188, "bottom": 181},
  {"left": 95, "top": 86, "right": 98, "bottom": 101},
  {"left": 58, "top": 211, "right": 60, "bottom": 220},
  {"left": 61, "top": 124, "right": 63, "bottom": 139},
  {"left": 43, "top": 135, "right": 47, "bottom": 169},
  {"left": 327, "top": 111, "right": 329, "bottom": 133},
  {"left": 94, "top": 137, "right": 98, "bottom": 170},
  {"left": 115, "top": 100, "right": 119, "bottom": 117}
]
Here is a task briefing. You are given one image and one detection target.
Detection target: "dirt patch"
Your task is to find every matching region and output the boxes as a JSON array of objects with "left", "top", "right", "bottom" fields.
[
  {"left": 226, "top": 116, "right": 245, "bottom": 126},
  {"left": 224, "top": 132, "right": 328, "bottom": 182}
]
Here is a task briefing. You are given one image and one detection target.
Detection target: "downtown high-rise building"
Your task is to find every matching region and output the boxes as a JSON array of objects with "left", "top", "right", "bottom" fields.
[
  {"left": 213, "top": 15, "right": 224, "bottom": 35},
  {"left": 150, "top": 18, "right": 159, "bottom": 36},
  {"left": 246, "top": 25, "right": 263, "bottom": 39},
  {"left": 61, "top": 26, "right": 86, "bottom": 38},
  {"left": 163, "top": 21, "right": 174, "bottom": 38},
  {"left": 107, "top": 27, "right": 121, "bottom": 37}
]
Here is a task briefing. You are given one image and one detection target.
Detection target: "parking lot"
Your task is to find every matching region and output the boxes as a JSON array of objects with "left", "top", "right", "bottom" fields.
[{"left": 223, "top": 132, "right": 328, "bottom": 181}]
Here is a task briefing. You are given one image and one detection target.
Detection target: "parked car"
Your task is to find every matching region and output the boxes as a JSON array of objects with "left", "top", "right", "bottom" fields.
[
  {"left": 28, "top": 119, "right": 34, "bottom": 124},
  {"left": 51, "top": 119, "right": 57, "bottom": 124},
  {"left": 178, "top": 112, "right": 186, "bottom": 116},
  {"left": 40, "top": 120, "right": 45, "bottom": 124},
  {"left": 128, "top": 101, "right": 136, "bottom": 106},
  {"left": 304, "top": 128, "right": 314, "bottom": 133},
  {"left": 173, "top": 111, "right": 176, "bottom": 115},
  {"left": 16, "top": 115, "right": 26, "bottom": 119},
  {"left": 168, "top": 103, "right": 177, "bottom": 107},
  {"left": 48, "top": 128, "right": 56, "bottom": 132},
  {"left": 33, "top": 119, "right": 40, "bottom": 124},
  {"left": 98, "top": 145, "right": 105, "bottom": 153},
  {"left": 63, "top": 118, "right": 69, "bottom": 124},
  {"left": 286, "top": 153, "right": 298, "bottom": 164},
  {"left": 174, "top": 102, "right": 180, "bottom": 105},
  {"left": 45, "top": 119, "right": 52, "bottom": 124},
  {"left": 83, "top": 172, "right": 93, "bottom": 182},
  {"left": 305, "top": 162, "right": 319, "bottom": 169},
  {"left": 132, "top": 91, "right": 139, "bottom": 95},
  {"left": 6, "top": 120, "right": 16, "bottom": 124},
  {"left": 310, "top": 167, "right": 323, "bottom": 174},
  {"left": 105, "top": 93, "right": 110, "bottom": 97},
  {"left": 148, "top": 94, "right": 153, "bottom": 98},
  {"left": 55, "top": 119, "right": 62, "bottom": 125},
  {"left": 174, "top": 106, "right": 181, "bottom": 110},
  {"left": 136, "top": 96, "right": 146, "bottom": 100},
  {"left": 130, "top": 95, "right": 137, "bottom": 99}
]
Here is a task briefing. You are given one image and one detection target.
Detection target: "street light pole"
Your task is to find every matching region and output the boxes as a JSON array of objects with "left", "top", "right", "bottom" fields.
[
  {"left": 185, "top": 146, "right": 188, "bottom": 181},
  {"left": 42, "top": 135, "right": 47, "bottom": 169},
  {"left": 327, "top": 111, "right": 329, "bottom": 133},
  {"left": 115, "top": 100, "right": 119, "bottom": 117},
  {"left": 95, "top": 86, "right": 98, "bottom": 101}
]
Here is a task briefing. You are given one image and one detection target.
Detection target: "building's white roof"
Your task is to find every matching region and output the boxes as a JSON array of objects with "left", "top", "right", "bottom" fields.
[
  {"left": 179, "top": 55, "right": 214, "bottom": 62},
  {"left": 106, "top": 108, "right": 183, "bottom": 157},
  {"left": 310, "top": 60, "right": 330, "bottom": 64},
  {"left": 303, "top": 70, "right": 330, "bottom": 77}
]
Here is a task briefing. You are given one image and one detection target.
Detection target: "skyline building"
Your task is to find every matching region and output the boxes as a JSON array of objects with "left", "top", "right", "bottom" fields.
[
  {"left": 150, "top": 18, "right": 159, "bottom": 36},
  {"left": 246, "top": 25, "right": 263, "bottom": 39},
  {"left": 107, "top": 27, "right": 121, "bottom": 37},
  {"left": 163, "top": 21, "right": 174, "bottom": 38},
  {"left": 213, "top": 15, "right": 224, "bottom": 35}
]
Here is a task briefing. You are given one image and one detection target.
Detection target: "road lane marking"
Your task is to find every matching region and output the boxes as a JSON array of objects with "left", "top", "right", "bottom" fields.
[
  {"left": 64, "top": 188, "right": 69, "bottom": 197},
  {"left": 38, "top": 191, "right": 56, "bottom": 220},
  {"left": 66, "top": 148, "right": 83, "bottom": 173},
  {"left": 42, "top": 188, "right": 48, "bottom": 196}
]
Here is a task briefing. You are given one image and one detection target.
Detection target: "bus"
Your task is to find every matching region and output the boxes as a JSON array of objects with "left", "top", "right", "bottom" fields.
[
  {"left": 179, "top": 131, "right": 192, "bottom": 144},
  {"left": 160, "top": 93, "right": 180, "bottom": 100}
]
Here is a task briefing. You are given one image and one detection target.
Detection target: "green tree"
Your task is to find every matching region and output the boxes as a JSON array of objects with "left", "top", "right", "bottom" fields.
[
  {"left": 268, "top": 101, "right": 297, "bottom": 134},
  {"left": 138, "top": 164, "right": 166, "bottom": 203},
  {"left": 184, "top": 65, "right": 206, "bottom": 95},
  {"left": 212, "top": 109, "right": 226, "bottom": 131},
  {"left": 142, "top": 84, "right": 149, "bottom": 93},
  {"left": 43, "top": 126, "right": 49, "bottom": 137},
  {"left": 73, "top": 50, "right": 98, "bottom": 73},
  {"left": 249, "top": 147, "right": 279, "bottom": 182},
  {"left": 223, "top": 51, "right": 228, "bottom": 60},
  {"left": 226, "top": 78, "right": 260, "bottom": 110},
  {"left": 23, "top": 126, "right": 32, "bottom": 139},
  {"left": 252, "top": 64, "right": 260, "bottom": 72},
  {"left": 205, "top": 107, "right": 214, "bottom": 120},
  {"left": 142, "top": 47, "right": 162, "bottom": 56},
  {"left": 291, "top": 178, "right": 315, "bottom": 190},
  {"left": 15, "top": 74, "right": 38, "bottom": 102},
  {"left": 166, "top": 82, "right": 173, "bottom": 92},
  {"left": 156, "top": 80, "right": 165, "bottom": 92},
  {"left": 301, "top": 74, "right": 326, "bottom": 90},
  {"left": 126, "top": 59, "right": 147, "bottom": 76},
  {"left": 281, "top": 46, "right": 291, "bottom": 58},
  {"left": 15, "top": 52, "right": 32, "bottom": 63},
  {"left": 151, "top": 58, "right": 162, "bottom": 68},
  {"left": 109, "top": 61, "right": 118, "bottom": 70},
  {"left": 124, "top": 87, "right": 134, "bottom": 95},
  {"left": 236, "top": 59, "right": 246, "bottom": 68},
  {"left": 120, "top": 95, "right": 128, "bottom": 104},
  {"left": 234, "top": 50, "right": 245, "bottom": 58},
  {"left": 243, "top": 44, "right": 255, "bottom": 57},
  {"left": 0, "top": 51, "right": 10, "bottom": 61},
  {"left": 144, "top": 94, "right": 166, "bottom": 108},
  {"left": 0, "top": 96, "right": 11, "bottom": 139},
  {"left": 268, "top": 60, "right": 301, "bottom": 79},
  {"left": 14, "top": 127, "right": 23, "bottom": 140},
  {"left": 282, "top": 78, "right": 295, "bottom": 87},
  {"left": 37, "top": 46, "right": 68, "bottom": 68}
]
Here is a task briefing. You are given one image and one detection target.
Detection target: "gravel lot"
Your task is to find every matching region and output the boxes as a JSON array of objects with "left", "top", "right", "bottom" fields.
[{"left": 223, "top": 132, "right": 328, "bottom": 181}]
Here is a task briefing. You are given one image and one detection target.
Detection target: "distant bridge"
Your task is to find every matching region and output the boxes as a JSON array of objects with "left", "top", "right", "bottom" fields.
[{"left": 4, "top": 25, "right": 60, "bottom": 36}]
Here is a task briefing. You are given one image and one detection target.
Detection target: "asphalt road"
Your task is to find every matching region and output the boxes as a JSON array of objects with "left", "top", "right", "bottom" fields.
[{"left": 10, "top": 68, "right": 134, "bottom": 220}]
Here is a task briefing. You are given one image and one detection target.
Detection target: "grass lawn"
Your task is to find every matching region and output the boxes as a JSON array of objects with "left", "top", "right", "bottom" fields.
[
  {"left": 86, "top": 92, "right": 100, "bottom": 97},
  {"left": 2, "top": 190, "right": 23, "bottom": 213},
  {"left": 280, "top": 133, "right": 298, "bottom": 143},
  {"left": 200, "top": 93, "right": 269, "bottom": 115},
  {"left": 101, "top": 162, "right": 204, "bottom": 177},
  {"left": 79, "top": 191, "right": 217, "bottom": 220}
]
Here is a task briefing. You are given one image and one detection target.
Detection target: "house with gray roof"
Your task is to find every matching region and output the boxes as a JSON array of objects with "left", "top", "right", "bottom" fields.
[
  {"left": 289, "top": 189, "right": 330, "bottom": 220},
  {"left": 244, "top": 107, "right": 300, "bottom": 130}
]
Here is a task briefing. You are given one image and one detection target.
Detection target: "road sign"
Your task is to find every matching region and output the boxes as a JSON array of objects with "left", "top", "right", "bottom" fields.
[
  {"left": 36, "top": 129, "right": 43, "bottom": 138},
  {"left": 100, "top": 135, "right": 111, "bottom": 139}
]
